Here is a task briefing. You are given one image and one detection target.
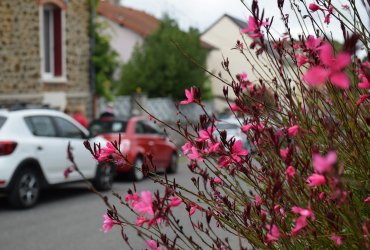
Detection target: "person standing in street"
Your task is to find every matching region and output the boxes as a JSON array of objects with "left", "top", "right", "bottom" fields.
[{"left": 73, "top": 105, "right": 89, "bottom": 128}]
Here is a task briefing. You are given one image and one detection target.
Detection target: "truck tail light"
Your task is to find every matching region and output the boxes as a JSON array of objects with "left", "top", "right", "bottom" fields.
[{"left": 0, "top": 141, "right": 17, "bottom": 156}]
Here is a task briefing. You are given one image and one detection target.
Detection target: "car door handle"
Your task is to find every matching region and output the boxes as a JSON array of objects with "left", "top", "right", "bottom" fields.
[
  {"left": 148, "top": 141, "right": 154, "bottom": 146},
  {"left": 37, "top": 146, "right": 43, "bottom": 151}
]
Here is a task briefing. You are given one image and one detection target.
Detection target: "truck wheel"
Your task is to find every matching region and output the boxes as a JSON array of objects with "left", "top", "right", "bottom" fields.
[
  {"left": 130, "top": 157, "right": 144, "bottom": 181},
  {"left": 166, "top": 153, "right": 178, "bottom": 174}
]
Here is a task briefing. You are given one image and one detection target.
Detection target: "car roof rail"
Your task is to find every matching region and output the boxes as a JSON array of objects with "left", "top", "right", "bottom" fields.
[{"left": 7, "top": 103, "right": 53, "bottom": 111}]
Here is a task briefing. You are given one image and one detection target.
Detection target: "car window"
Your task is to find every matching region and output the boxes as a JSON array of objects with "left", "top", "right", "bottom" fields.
[
  {"left": 54, "top": 117, "right": 85, "bottom": 139},
  {"left": 24, "top": 116, "right": 57, "bottom": 137},
  {"left": 0, "top": 116, "right": 6, "bottom": 129},
  {"left": 135, "top": 122, "right": 145, "bottom": 134},
  {"left": 143, "top": 121, "right": 162, "bottom": 135},
  {"left": 89, "top": 120, "right": 127, "bottom": 136}
]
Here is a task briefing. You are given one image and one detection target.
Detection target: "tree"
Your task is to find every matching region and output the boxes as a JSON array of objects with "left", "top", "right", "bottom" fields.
[
  {"left": 117, "top": 16, "right": 211, "bottom": 100},
  {"left": 89, "top": 0, "right": 119, "bottom": 101}
]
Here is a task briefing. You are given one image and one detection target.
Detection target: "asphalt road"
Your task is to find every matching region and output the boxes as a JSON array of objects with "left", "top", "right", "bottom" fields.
[
  {"left": 0, "top": 160, "right": 194, "bottom": 250},
  {"left": 0, "top": 156, "right": 249, "bottom": 250}
]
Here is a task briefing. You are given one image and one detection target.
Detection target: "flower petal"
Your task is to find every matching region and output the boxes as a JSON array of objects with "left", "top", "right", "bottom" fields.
[
  {"left": 330, "top": 72, "right": 350, "bottom": 89},
  {"left": 335, "top": 52, "right": 351, "bottom": 70},
  {"left": 319, "top": 43, "right": 334, "bottom": 66},
  {"left": 303, "top": 66, "right": 329, "bottom": 86}
]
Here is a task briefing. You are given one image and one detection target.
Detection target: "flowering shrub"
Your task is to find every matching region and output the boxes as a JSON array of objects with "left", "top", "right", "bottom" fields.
[{"left": 69, "top": 0, "right": 370, "bottom": 249}]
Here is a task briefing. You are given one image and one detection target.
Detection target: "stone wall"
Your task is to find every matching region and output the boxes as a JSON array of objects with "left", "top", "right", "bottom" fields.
[
  {"left": 0, "top": 0, "right": 91, "bottom": 115},
  {"left": 0, "top": 0, "right": 42, "bottom": 104}
]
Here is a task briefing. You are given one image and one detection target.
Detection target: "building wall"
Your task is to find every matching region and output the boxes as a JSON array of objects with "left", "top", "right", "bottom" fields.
[
  {"left": 0, "top": 0, "right": 91, "bottom": 114},
  {"left": 201, "top": 16, "right": 299, "bottom": 113},
  {"left": 0, "top": 0, "right": 42, "bottom": 105},
  {"left": 99, "top": 17, "right": 144, "bottom": 64}
]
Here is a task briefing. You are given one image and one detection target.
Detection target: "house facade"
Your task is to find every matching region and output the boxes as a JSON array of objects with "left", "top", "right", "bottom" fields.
[
  {"left": 97, "top": 1, "right": 159, "bottom": 64},
  {"left": 201, "top": 15, "right": 273, "bottom": 113},
  {"left": 0, "top": 0, "right": 91, "bottom": 113}
]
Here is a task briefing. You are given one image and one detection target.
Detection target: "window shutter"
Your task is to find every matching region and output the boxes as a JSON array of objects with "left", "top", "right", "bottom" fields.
[{"left": 53, "top": 8, "right": 62, "bottom": 76}]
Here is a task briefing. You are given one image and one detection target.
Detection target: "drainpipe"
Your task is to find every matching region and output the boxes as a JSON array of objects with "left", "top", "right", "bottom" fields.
[{"left": 89, "top": 0, "right": 97, "bottom": 119}]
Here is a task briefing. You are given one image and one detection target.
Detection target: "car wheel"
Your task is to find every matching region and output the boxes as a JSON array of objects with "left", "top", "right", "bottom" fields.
[
  {"left": 9, "top": 169, "right": 40, "bottom": 209},
  {"left": 130, "top": 157, "right": 144, "bottom": 181},
  {"left": 166, "top": 153, "right": 178, "bottom": 174},
  {"left": 94, "top": 163, "right": 114, "bottom": 191}
]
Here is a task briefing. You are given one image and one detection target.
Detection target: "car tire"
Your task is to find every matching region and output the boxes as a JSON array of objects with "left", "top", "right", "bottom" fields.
[
  {"left": 93, "top": 163, "right": 114, "bottom": 191},
  {"left": 166, "top": 153, "right": 178, "bottom": 174},
  {"left": 129, "top": 157, "right": 144, "bottom": 181},
  {"left": 8, "top": 168, "right": 41, "bottom": 209}
]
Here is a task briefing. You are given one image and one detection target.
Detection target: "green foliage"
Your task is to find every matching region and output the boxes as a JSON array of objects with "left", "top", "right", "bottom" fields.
[
  {"left": 92, "top": 24, "right": 119, "bottom": 101},
  {"left": 117, "top": 16, "right": 211, "bottom": 100},
  {"left": 89, "top": 0, "right": 119, "bottom": 101}
]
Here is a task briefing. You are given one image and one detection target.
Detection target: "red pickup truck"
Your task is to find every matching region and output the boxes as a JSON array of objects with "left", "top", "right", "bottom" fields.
[{"left": 89, "top": 116, "right": 178, "bottom": 181}]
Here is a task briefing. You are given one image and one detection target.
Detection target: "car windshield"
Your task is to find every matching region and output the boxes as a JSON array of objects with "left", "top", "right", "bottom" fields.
[
  {"left": 89, "top": 120, "right": 128, "bottom": 136},
  {"left": 0, "top": 116, "right": 6, "bottom": 130}
]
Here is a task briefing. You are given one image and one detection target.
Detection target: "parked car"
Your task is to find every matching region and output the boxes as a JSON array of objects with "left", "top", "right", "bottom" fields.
[
  {"left": 0, "top": 109, "right": 112, "bottom": 208},
  {"left": 88, "top": 116, "right": 178, "bottom": 181},
  {"left": 215, "top": 117, "right": 254, "bottom": 152}
]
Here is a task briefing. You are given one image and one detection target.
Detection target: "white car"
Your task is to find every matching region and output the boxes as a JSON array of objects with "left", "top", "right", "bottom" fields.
[{"left": 0, "top": 109, "right": 113, "bottom": 208}]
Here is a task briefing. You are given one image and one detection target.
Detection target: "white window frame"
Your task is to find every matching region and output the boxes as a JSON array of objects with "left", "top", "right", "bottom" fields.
[{"left": 39, "top": 4, "right": 67, "bottom": 83}]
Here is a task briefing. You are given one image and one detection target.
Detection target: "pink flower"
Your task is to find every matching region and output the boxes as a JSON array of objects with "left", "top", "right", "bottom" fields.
[
  {"left": 291, "top": 206, "right": 314, "bottom": 236},
  {"left": 266, "top": 224, "right": 281, "bottom": 242},
  {"left": 309, "top": 3, "right": 321, "bottom": 12},
  {"left": 214, "top": 177, "right": 224, "bottom": 184},
  {"left": 135, "top": 216, "right": 148, "bottom": 227},
  {"left": 285, "top": 166, "right": 295, "bottom": 178},
  {"left": 303, "top": 43, "right": 351, "bottom": 89},
  {"left": 296, "top": 54, "right": 309, "bottom": 67},
  {"left": 358, "top": 74, "right": 370, "bottom": 89},
  {"left": 330, "top": 233, "right": 343, "bottom": 246},
  {"left": 307, "top": 173, "right": 326, "bottom": 187},
  {"left": 197, "top": 126, "right": 215, "bottom": 141},
  {"left": 319, "top": 192, "right": 326, "bottom": 200},
  {"left": 241, "top": 123, "right": 253, "bottom": 132},
  {"left": 181, "top": 141, "right": 192, "bottom": 155},
  {"left": 230, "top": 103, "right": 243, "bottom": 112},
  {"left": 64, "top": 166, "right": 73, "bottom": 179},
  {"left": 97, "top": 142, "right": 116, "bottom": 162},
  {"left": 145, "top": 240, "right": 161, "bottom": 250},
  {"left": 125, "top": 192, "right": 141, "bottom": 204},
  {"left": 206, "top": 141, "right": 221, "bottom": 154},
  {"left": 305, "top": 35, "right": 321, "bottom": 51},
  {"left": 180, "top": 87, "right": 195, "bottom": 105},
  {"left": 364, "top": 196, "right": 370, "bottom": 203},
  {"left": 188, "top": 203, "right": 201, "bottom": 216},
  {"left": 324, "top": 5, "right": 334, "bottom": 24},
  {"left": 280, "top": 147, "right": 289, "bottom": 159},
  {"left": 132, "top": 191, "right": 154, "bottom": 215},
  {"left": 255, "top": 195, "right": 262, "bottom": 206},
  {"left": 102, "top": 214, "right": 116, "bottom": 233},
  {"left": 169, "top": 197, "right": 182, "bottom": 207},
  {"left": 342, "top": 4, "right": 350, "bottom": 10},
  {"left": 312, "top": 151, "right": 337, "bottom": 174},
  {"left": 187, "top": 147, "right": 204, "bottom": 161},
  {"left": 291, "top": 216, "right": 308, "bottom": 236},
  {"left": 239, "top": 72, "right": 248, "bottom": 81},
  {"left": 293, "top": 43, "right": 300, "bottom": 49},
  {"left": 292, "top": 206, "right": 315, "bottom": 220},
  {"left": 230, "top": 140, "right": 248, "bottom": 162},
  {"left": 241, "top": 16, "right": 265, "bottom": 39},
  {"left": 288, "top": 125, "right": 299, "bottom": 137}
]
